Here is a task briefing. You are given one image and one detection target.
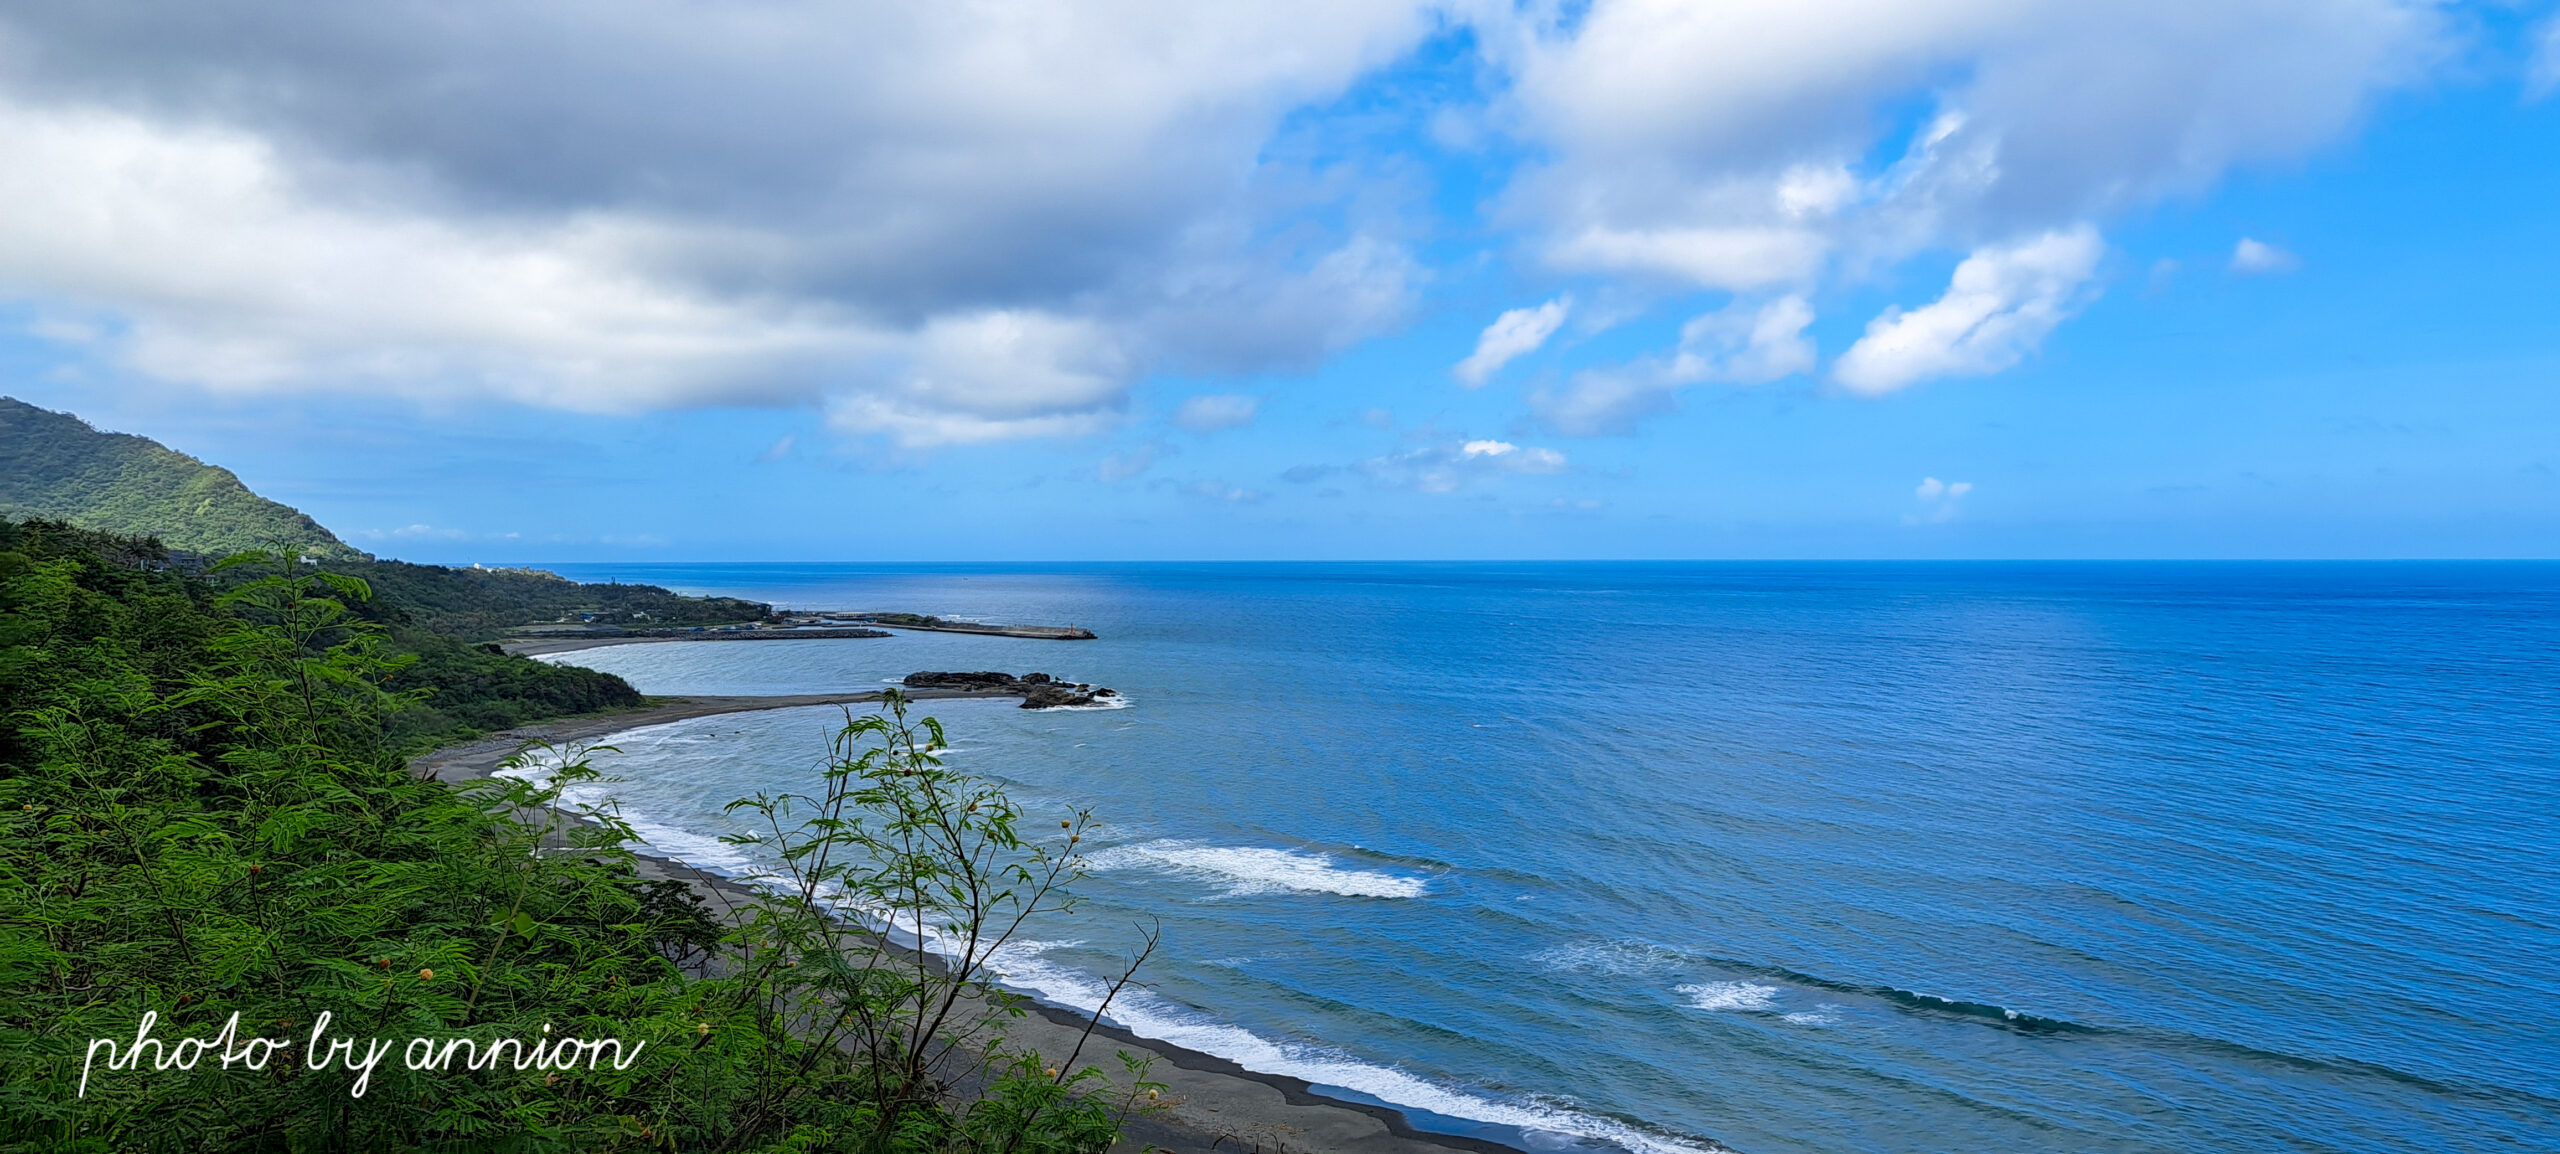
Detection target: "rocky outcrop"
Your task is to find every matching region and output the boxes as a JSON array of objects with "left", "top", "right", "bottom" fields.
[{"left": 902, "top": 671, "right": 1119, "bottom": 709}]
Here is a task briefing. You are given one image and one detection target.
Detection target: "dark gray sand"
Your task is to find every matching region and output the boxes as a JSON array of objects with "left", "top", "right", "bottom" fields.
[{"left": 413, "top": 695, "right": 1531, "bottom": 1154}]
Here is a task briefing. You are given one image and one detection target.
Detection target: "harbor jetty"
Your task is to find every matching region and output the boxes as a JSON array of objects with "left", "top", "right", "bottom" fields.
[
  {"left": 501, "top": 611, "right": 1096, "bottom": 656},
  {"left": 825, "top": 612, "right": 1097, "bottom": 640}
]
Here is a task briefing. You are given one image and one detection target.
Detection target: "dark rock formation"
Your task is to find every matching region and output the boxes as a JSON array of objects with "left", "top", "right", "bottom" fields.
[
  {"left": 902, "top": 671, "right": 1118, "bottom": 709},
  {"left": 1018, "top": 682, "right": 1097, "bottom": 709}
]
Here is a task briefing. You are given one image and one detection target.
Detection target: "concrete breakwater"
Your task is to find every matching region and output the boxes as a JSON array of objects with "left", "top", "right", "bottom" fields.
[
  {"left": 502, "top": 626, "right": 890, "bottom": 656},
  {"left": 807, "top": 612, "right": 1097, "bottom": 640}
]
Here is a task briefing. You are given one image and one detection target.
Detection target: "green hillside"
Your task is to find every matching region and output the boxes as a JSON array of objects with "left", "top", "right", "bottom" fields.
[
  {"left": 1, "top": 397, "right": 771, "bottom": 643},
  {"left": 346, "top": 558, "right": 771, "bottom": 640},
  {"left": 0, "top": 395, "right": 365, "bottom": 561}
]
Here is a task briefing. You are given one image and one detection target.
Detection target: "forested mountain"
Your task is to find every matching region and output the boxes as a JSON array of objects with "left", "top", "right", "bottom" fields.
[
  {"left": 0, "top": 398, "right": 770, "bottom": 638},
  {"left": 0, "top": 396, "right": 365, "bottom": 562},
  {"left": 346, "top": 559, "right": 769, "bottom": 639}
]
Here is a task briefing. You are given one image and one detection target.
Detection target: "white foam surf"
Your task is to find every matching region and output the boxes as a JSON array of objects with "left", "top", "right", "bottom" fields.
[
  {"left": 981, "top": 940, "right": 1721, "bottom": 1154},
  {"left": 1531, "top": 940, "right": 1687, "bottom": 978},
  {"left": 1083, "top": 840, "right": 1428, "bottom": 899},
  {"left": 506, "top": 736, "right": 1706, "bottom": 1154},
  {"left": 1676, "top": 982, "right": 1782, "bottom": 1012}
]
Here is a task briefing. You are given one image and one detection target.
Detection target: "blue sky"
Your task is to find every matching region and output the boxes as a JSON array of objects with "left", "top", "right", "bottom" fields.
[{"left": 2, "top": 2, "right": 2556, "bottom": 560}]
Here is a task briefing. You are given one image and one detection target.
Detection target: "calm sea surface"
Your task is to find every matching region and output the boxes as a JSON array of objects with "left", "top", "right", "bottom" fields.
[{"left": 518, "top": 562, "right": 2559, "bottom": 1154}]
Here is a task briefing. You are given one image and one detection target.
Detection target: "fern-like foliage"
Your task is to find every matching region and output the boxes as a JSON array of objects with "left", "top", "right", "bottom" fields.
[{"left": 0, "top": 520, "right": 1157, "bottom": 1153}]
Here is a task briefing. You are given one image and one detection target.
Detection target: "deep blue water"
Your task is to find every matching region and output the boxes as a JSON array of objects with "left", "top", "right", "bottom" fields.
[{"left": 518, "top": 562, "right": 2560, "bottom": 1154}]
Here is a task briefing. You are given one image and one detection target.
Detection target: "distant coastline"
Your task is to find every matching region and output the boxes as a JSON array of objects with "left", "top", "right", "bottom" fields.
[
  {"left": 503, "top": 629, "right": 889, "bottom": 656},
  {"left": 504, "top": 613, "right": 1095, "bottom": 655}
]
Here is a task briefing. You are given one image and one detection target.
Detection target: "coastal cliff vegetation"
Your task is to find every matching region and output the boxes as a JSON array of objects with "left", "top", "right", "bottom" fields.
[
  {"left": 0, "top": 398, "right": 365, "bottom": 564},
  {"left": 0, "top": 520, "right": 1153, "bottom": 1151},
  {"left": 1, "top": 398, "right": 774, "bottom": 645}
]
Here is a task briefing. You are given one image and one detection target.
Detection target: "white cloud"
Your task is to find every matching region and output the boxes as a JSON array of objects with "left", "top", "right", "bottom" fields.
[
  {"left": 1534, "top": 294, "right": 1814, "bottom": 435},
  {"left": 2230, "top": 237, "right": 2301, "bottom": 275},
  {"left": 1498, "top": 1, "right": 2438, "bottom": 258},
  {"left": 1908, "top": 476, "right": 1974, "bottom": 523},
  {"left": 0, "top": 102, "right": 875, "bottom": 410},
  {"left": 1543, "top": 224, "right": 1826, "bottom": 290},
  {"left": 1487, "top": 0, "right": 2437, "bottom": 391},
  {"left": 0, "top": 1, "right": 2454, "bottom": 433},
  {"left": 1671, "top": 295, "right": 1817, "bottom": 384},
  {"left": 1457, "top": 439, "right": 1568, "bottom": 471},
  {"left": 1454, "top": 297, "right": 1570, "bottom": 385},
  {"left": 756, "top": 435, "right": 796, "bottom": 462},
  {"left": 820, "top": 310, "right": 1131, "bottom": 446},
  {"left": 0, "top": 2, "right": 1439, "bottom": 441},
  {"left": 1172, "top": 393, "right": 1260, "bottom": 432},
  {"left": 1834, "top": 226, "right": 2104, "bottom": 396}
]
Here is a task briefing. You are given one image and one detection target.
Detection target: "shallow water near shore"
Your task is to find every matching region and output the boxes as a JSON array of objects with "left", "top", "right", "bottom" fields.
[{"left": 519, "top": 561, "right": 2560, "bottom": 1154}]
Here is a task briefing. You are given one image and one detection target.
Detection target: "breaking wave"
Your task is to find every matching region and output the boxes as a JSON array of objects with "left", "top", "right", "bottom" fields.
[{"left": 1082, "top": 840, "right": 1429, "bottom": 899}]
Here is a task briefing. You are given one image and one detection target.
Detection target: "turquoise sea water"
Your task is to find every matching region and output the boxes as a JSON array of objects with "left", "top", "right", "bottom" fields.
[{"left": 518, "top": 562, "right": 2559, "bottom": 1154}]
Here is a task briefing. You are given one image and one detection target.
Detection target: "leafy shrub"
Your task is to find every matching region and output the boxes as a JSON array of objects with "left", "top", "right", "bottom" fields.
[{"left": 0, "top": 524, "right": 1155, "bottom": 1152}]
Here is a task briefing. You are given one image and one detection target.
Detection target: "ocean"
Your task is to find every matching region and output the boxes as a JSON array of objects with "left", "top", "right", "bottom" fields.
[{"left": 515, "top": 562, "right": 2559, "bottom": 1154}]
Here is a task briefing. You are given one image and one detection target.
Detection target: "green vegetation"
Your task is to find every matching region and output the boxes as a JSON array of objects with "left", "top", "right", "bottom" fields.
[
  {"left": 376, "top": 625, "right": 644, "bottom": 750},
  {"left": 341, "top": 559, "right": 770, "bottom": 641},
  {"left": 0, "top": 521, "right": 1153, "bottom": 1151},
  {"left": 0, "top": 397, "right": 364, "bottom": 563},
  {"left": 0, "top": 522, "right": 656, "bottom": 751},
  {"left": 0, "top": 397, "right": 771, "bottom": 644}
]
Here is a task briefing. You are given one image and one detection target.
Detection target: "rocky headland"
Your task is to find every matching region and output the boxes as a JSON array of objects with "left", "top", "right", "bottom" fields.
[{"left": 903, "top": 670, "right": 1119, "bottom": 709}]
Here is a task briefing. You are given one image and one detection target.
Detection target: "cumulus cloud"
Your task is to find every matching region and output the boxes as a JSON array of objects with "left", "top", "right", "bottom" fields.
[
  {"left": 1908, "top": 476, "right": 1974, "bottom": 523},
  {"left": 1454, "top": 296, "right": 1571, "bottom": 385},
  {"left": 1498, "top": 1, "right": 2437, "bottom": 273},
  {"left": 0, "top": 0, "right": 2453, "bottom": 436},
  {"left": 1544, "top": 221, "right": 1825, "bottom": 290},
  {"left": 1534, "top": 295, "right": 1814, "bottom": 434},
  {"left": 0, "top": 101, "right": 875, "bottom": 408},
  {"left": 1459, "top": 440, "right": 1568, "bottom": 472},
  {"left": 822, "top": 310, "right": 1132, "bottom": 445},
  {"left": 2230, "top": 237, "right": 2301, "bottom": 275},
  {"left": 1834, "top": 227, "right": 2104, "bottom": 396},
  {"left": 0, "top": 1, "right": 1436, "bottom": 442},
  {"left": 1487, "top": 0, "right": 2436, "bottom": 395},
  {"left": 1671, "top": 295, "right": 1817, "bottom": 384},
  {"left": 1172, "top": 393, "right": 1260, "bottom": 432}
]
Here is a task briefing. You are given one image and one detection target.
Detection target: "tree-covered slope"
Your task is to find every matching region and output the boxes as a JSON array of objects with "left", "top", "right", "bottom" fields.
[
  {"left": 0, "top": 518, "right": 1147, "bottom": 1151},
  {"left": 0, "top": 398, "right": 770, "bottom": 638},
  {"left": 345, "top": 558, "right": 770, "bottom": 639},
  {"left": 0, "top": 396, "right": 364, "bottom": 562}
]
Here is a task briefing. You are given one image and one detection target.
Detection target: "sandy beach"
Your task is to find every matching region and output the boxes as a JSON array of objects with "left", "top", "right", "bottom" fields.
[{"left": 412, "top": 694, "right": 1529, "bottom": 1154}]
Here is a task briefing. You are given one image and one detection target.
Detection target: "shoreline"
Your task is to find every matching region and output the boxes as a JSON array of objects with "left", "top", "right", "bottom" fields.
[
  {"left": 503, "top": 617, "right": 1095, "bottom": 656},
  {"left": 411, "top": 694, "right": 1534, "bottom": 1154}
]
